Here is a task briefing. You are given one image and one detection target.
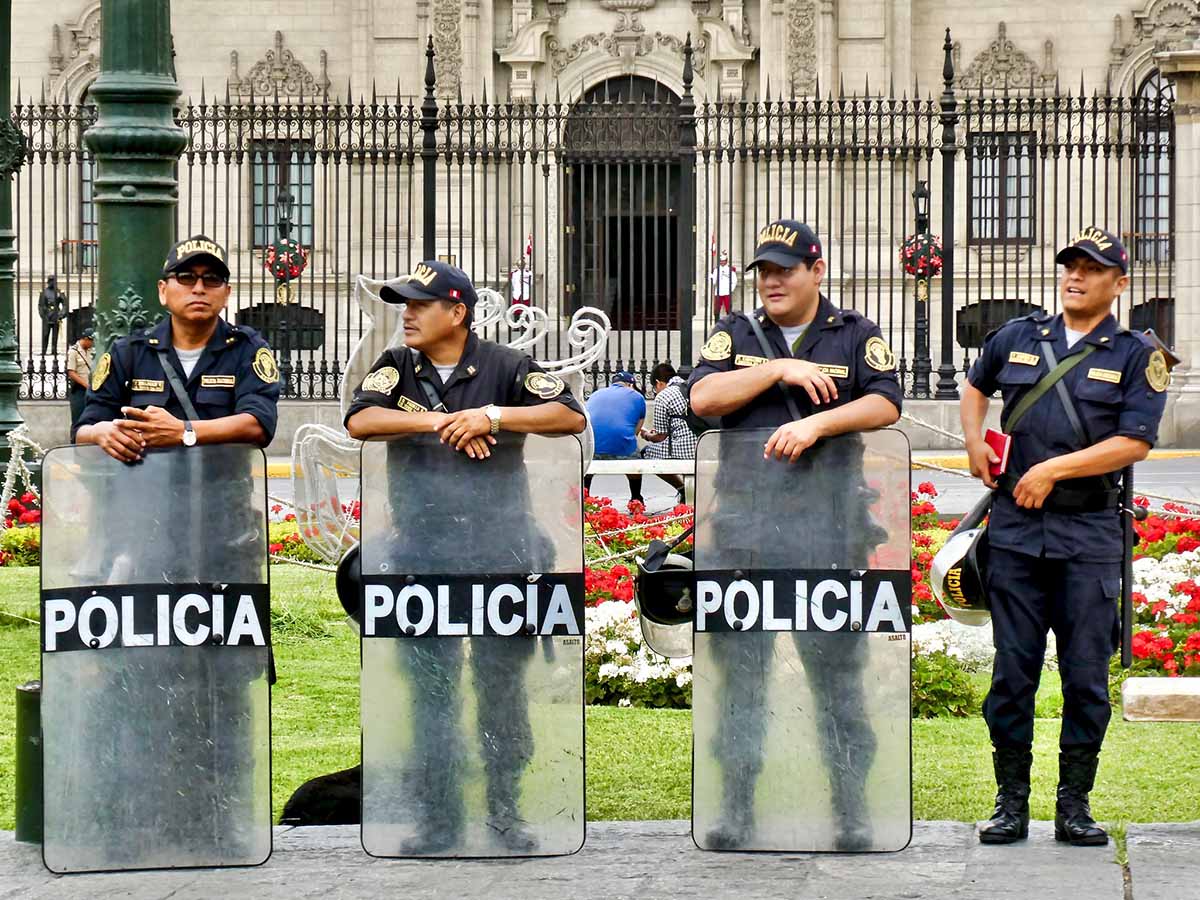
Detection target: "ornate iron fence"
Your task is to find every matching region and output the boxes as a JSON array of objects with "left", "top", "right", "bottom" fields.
[{"left": 9, "top": 36, "right": 1174, "bottom": 400}]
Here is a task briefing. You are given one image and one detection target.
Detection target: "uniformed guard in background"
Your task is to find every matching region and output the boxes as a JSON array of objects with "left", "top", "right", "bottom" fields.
[
  {"left": 687, "top": 219, "right": 910, "bottom": 853},
  {"left": 961, "top": 227, "right": 1168, "bottom": 847},
  {"left": 41, "top": 236, "right": 279, "bottom": 873},
  {"left": 346, "top": 260, "right": 588, "bottom": 858}
]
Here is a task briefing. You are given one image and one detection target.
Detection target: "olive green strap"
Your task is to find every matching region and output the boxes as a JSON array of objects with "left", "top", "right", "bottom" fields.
[{"left": 1003, "top": 345, "right": 1096, "bottom": 434}]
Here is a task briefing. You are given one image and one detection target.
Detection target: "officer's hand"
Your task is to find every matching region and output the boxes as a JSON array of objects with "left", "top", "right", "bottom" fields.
[
  {"left": 118, "top": 406, "right": 186, "bottom": 448},
  {"left": 1012, "top": 461, "right": 1057, "bottom": 509},
  {"left": 772, "top": 359, "right": 838, "bottom": 405},
  {"left": 965, "top": 437, "right": 1000, "bottom": 490},
  {"left": 439, "top": 408, "right": 495, "bottom": 451},
  {"left": 462, "top": 436, "right": 494, "bottom": 460},
  {"left": 764, "top": 419, "right": 821, "bottom": 463},
  {"left": 90, "top": 421, "right": 145, "bottom": 463}
]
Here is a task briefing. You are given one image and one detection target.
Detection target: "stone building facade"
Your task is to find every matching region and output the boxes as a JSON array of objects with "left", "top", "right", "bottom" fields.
[{"left": 7, "top": 1, "right": 1200, "bottom": 445}]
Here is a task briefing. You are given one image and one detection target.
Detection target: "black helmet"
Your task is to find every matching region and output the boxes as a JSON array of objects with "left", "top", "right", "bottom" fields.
[
  {"left": 634, "top": 539, "right": 695, "bottom": 658},
  {"left": 929, "top": 493, "right": 992, "bottom": 626},
  {"left": 336, "top": 541, "right": 362, "bottom": 626}
]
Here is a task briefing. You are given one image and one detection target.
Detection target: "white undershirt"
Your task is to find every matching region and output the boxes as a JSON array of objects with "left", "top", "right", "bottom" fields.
[
  {"left": 433, "top": 363, "right": 456, "bottom": 382},
  {"left": 175, "top": 346, "right": 204, "bottom": 379},
  {"left": 1064, "top": 327, "right": 1086, "bottom": 349},
  {"left": 779, "top": 324, "right": 808, "bottom": 353}
]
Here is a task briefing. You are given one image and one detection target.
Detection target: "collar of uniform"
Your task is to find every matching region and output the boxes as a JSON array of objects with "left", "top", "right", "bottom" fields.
[
  {"left": 135, "top": 314, "right": 238, "bottom": 353},
  {"left": 1032, "top": 313, "right": 1119, "bottom": 353},
  {"left": 414, "top": 331, "right": 481, "bottom": 388},
  {"left": 756, "top": 295, "right": 842, "bottom": 331},
  {"left": 1080, "top": 314, "right": 1120, "bottom": 350}
]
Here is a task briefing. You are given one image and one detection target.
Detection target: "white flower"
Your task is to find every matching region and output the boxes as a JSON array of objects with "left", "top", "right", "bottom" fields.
[
  {"left": 675, "top": 671, "right": 693, "bottom": 688},
  {"left": 618, "top": 698, "right": 632, "bottom": 708},
  {"left": 597, "top": 663, "right": 620, "bottom": 681}
]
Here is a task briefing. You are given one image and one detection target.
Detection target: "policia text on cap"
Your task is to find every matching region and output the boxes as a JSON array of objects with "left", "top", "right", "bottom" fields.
[{"left": 959, "top": 227, "right": 1169, "bottom": 847}]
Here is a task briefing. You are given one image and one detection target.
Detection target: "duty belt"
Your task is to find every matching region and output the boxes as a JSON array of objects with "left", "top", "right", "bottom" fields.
[{"left": 997, "top": 472, "right": 1121, "bottom": 514}]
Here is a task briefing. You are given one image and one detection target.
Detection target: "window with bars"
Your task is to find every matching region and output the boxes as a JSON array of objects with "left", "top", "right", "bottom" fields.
[
  {"left": 251, "top": 141, "right": 315, "bottom": 248},
  {"left": 967, "top": 131, "right": 1036, "bottom": 245},
  {"left": 1133, "top": 70, "right": 1173, "bottom": 264}
]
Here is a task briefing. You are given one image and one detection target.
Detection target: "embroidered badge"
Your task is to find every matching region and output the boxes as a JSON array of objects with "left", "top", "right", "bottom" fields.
[
  {"left": 131, "top": 379, "right": 165, "bottom": 393},
  {"left": 817, "top": 364, "right": 850, "bottom": 379},
  {"left": 200, "top": 375, "right": 236, "bottom": 388},
  {"left": 252, "top": 347, "right": 279, "bottom": 383},
  {"left": 396, "top": 395, "right": 429, "bottom": 413},
  {"left": 91, "top": 353, "right": 111, "bottom": 392},
  {"left": 1008, "top": 352, "right": 1040, "bottom": 366},
  {"left": 1146, "top": 350, "right": 1170, "bottom": 393},
  {"left": 1087, "top": 368, "right": 1122, "bottom": 385},
  {"left": 362, "top": 366, "right": 400, "bottom": 394},
  {"left": 700, "top": 331, "right": 733, "bottom": 361},
  {"left": 864, "top": 336, "right": 896, "bottom": 372},
  {"left": 734, "top": 354, "right": 768, "bottom": 367},
  {"left": 524, "top": 372, "right": 565, "bottom": 399}
]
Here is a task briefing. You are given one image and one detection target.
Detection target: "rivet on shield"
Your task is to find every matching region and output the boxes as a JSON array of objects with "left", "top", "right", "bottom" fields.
[
  {"left": 524, "top": 623, "right": 537, "bottom": 635},
  {"left": 89, "top": 639, "right": 99, "bottom": 649},
  {"left": 212, "top": 633, "right": 224, "bottom": 645},
  {"left": 734, "top": 570, "right": 745, "bottom": 580},
  {"left": 732, "top": 621, "right": 744, "bottom": 632},
  {"left": 526, "top": 573, "right": 540, "bottom": 583},
  {"left": 405, "top": 574, "right": 416, "bottom": 584},
  {"left": 404, "top": 625, "right": 416, "bottom": 636},
  {"left": 851, "top": 621, "right": 862, "bottom": 632}
]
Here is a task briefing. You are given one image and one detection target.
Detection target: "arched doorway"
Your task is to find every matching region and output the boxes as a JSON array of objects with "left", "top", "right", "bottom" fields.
[{"left": 563, "top": 77, "right": 682, "bottom": 330}]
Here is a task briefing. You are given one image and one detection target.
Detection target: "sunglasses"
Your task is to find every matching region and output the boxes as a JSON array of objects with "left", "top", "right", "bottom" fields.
[{"left": 169, "top": 271, "right": 228, "bottom": 288}]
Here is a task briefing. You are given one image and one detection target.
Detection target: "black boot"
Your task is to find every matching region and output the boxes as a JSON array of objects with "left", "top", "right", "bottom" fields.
[
  {"left": 704, "top": 767, "right": 757, "bottom": 850},
  {"left": 830, "top": 774, "right": 874, "bottom": 852},
  {"left": 978, "top": 746, "right": 1032, "bottom": 844},
  {"left": 1054, "top": 748, "right": 1108, "bottom": 846}
]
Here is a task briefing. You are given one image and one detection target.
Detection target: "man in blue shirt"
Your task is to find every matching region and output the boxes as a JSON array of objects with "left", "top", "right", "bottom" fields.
[{"left": 585, "top": 371, "right": 647, "bottom": 505}]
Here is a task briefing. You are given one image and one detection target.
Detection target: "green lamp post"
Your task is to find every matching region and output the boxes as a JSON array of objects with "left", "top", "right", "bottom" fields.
[
  {"left": 0, "top": 0, "right": 27, "bottom": 465},
  {"left": 84, "top": 0, "right": 187, "bottom": 356}
]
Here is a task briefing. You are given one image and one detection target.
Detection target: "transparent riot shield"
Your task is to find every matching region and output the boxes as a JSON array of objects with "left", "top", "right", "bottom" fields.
[
  {"left": 691, "top": 428, "right": 912, "bottom": 852},
  {"left": 40, "top": 445, "right": 272, "bottom": 873},
  {"left": 360, "top": 433, "right": 585, "bottom": 858}
]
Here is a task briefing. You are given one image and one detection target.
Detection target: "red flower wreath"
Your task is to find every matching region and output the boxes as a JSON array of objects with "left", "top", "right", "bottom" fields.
[
  {"left": 263, "top": 238, "right": 309, "bottom": 282},
  {"left": 900, "top": 233, "right": 944, "bottom": 278}
]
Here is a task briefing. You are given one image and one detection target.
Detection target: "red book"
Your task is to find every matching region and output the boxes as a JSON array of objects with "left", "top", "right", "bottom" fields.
[{"left": 984, "top": 428, "right": 1012, "bottom": 478}]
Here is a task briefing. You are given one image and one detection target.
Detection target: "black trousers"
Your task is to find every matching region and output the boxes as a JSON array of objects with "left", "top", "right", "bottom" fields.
[{"left": 983, "top": 546, "right": 1121, "bottom": 751}]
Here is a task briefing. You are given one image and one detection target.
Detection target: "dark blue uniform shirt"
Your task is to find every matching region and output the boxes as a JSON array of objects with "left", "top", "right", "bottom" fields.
[
  {"left": 967, "top": 312, "right": 1167, "bottom": 562},
  {"left": 75, "top": 315, "right": 281, "bottom": 444},
  {"left": 687, "top": 295, "right": 904, "bottom": 428}
]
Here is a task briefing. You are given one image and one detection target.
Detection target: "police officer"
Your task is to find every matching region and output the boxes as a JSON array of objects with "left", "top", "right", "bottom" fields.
[
  {"left": 962, "top": 227, "right": 1167, "bottom": 847},
  {"left": 67, "top": 235, "right": 280, "bottom": 860},
  {"left": 688, "top": 219, "right": 902, "bottom": 851},
  {"left": 345, "top": 260, "right": 586, "bottom": 854}
]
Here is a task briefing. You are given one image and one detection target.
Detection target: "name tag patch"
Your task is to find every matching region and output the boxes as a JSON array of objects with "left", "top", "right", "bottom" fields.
[
  {"left": 396, "top": 395, "right": 429, "bottom": 413},
  {"left": 817, "top": 364, "right": 850, "bottom": 379},
  {"left": 131, "top": 379, "right": 164, "bottom": 392},
  {"left": 734, "top": 355, "right": 768, "bottom": 367},
  {"left": 1088, "top": 368, "right": 1122, "bottom": 384},
  {"left": 1008, "top": 352, "right": 1040, "bottom": 366},
  {"left": 200, "top": 375, "right": 236, "bottom": 388}
]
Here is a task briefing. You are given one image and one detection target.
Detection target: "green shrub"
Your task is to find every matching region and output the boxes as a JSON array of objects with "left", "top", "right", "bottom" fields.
[
  {"left": 0, "top": 527, "right": 40, "bottom": 567},
  {"left": 912, "top": 650, "right": 979, "bottom": 718}
]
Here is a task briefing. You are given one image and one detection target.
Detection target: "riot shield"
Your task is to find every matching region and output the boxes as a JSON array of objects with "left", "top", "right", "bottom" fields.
[
  {"left": 40, "top": 445, "right": 272, "bottom": 873},
  {"left": 360, "top": 432, "right": 585, "bottom": 858},
  {"left": 691, "top": 428, "right": 912, "bottom": 852}
]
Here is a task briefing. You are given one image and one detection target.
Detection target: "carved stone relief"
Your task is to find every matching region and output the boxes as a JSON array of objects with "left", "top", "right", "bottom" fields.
[
  {"left": 432, "top": 0, "right": 463, "bottom": 96},
  {"left": 47, "top": 1, "right": 102, "bottom": 102},
  {"left": 229, "top": 32, "right": 331, "bottom": 99},
  {"left": 788, "top": 0, "right": 817, "bottom": 95},
  {"left": 957, "top": 22, "right": 1055, "bottom": 91},
  {"left": 1110, "top": 1, "right": 1200, "bottom": 82}
]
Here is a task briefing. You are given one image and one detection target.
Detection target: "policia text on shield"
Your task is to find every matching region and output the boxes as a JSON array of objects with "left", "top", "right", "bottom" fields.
[
  {"left": 41, "top": 236, "right": 280, "bottom": 874},
  {"left": 681, "top": 219, "right": 911, "bottom": 853},
  {"left": 959, "top": 227, "right": 1171, "bottom": 848},
  {"left": 345, "top": 260, "right": 588, "bottom": 858}
]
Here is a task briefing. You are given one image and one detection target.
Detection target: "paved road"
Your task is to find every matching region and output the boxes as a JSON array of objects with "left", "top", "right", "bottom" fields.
[{"left": 5, "top": 820, "right": 1194, "bottom": 899}]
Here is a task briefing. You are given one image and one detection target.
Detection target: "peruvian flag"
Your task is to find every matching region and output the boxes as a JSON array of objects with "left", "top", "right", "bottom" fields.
[{"left": 524, "top": 233, "right": 533, "bottom": 262}]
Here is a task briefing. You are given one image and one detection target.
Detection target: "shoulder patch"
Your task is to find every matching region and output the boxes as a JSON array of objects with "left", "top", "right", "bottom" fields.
[
  {"left": 524, "top": 371, "right": 565, "bottom": 399},
  {"left": 252, "top": 347, "right": 279, "bottom": 383},
  {"left": 91, "top": 353, "right": 111, "bottom": 392},
  {"left": 701, "top": 330, "right": 733, "bottom": 361},
  {"left": 1146, "top": 350, "right": 1170, "bottom": 393},
  {"left": 361, "top": 366, "right": 400, "bottom": 394},
  {"left": 864, "top": 336, "right": 897, "bottom": 372}
]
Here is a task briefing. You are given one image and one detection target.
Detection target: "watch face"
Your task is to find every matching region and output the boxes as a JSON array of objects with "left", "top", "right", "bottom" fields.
[{"left": 183, "top": 426, "right": 197, "bottom": 447}]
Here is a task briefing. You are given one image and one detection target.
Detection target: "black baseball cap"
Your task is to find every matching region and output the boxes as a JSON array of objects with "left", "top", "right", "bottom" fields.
[
  {"left": 747, "top": 219, "right": 823, "bottom": 269},
  {"left": 380, "top": 260, "right": 479, "bottom": 308},
  {"left": 162, "top": 235, "right": 230, "bottom": 279},
  {"left": 1055, "top": 227, "right": 1129, "bottom": 275}
]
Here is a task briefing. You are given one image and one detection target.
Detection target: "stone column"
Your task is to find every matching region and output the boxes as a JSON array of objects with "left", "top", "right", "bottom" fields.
[{"left": 1158, "top": 43, "right": 1200, "bottom": 444}]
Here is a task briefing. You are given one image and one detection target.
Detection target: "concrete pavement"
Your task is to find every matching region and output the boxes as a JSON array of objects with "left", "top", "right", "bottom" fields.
[{"left": 5, "top": 819, "right": 1196, "bottom": 899}]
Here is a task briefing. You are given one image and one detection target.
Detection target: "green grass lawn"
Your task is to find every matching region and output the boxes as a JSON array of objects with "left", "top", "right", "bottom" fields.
[{"left": 3, "top": 565, "right": 1199, "bottom": 831}]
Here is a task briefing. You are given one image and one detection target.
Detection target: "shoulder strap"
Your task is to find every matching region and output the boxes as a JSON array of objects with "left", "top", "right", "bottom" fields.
[
  {"left": 411, "top": 351, "right": 448, "bottom": 412},
  {"left": 1039, "top": 342, "right": 1116, "bottom": 491},
  {"left": 155, "top": 347, "right": 201, "bottom": 421},
  {"left": 744, "top": 313, "right": 803, "bottom": 422},
  {"left": 1003, "top": 344, "right": 1095, "bottom": 434}
]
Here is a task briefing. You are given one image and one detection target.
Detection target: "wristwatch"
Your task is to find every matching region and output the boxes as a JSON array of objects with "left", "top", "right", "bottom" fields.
[
  {"left": 484, "top": 404, "right": 502, "bottom": 436},
  {"left": 182, "top": 420, "right": 197, "bottom": 447}
]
